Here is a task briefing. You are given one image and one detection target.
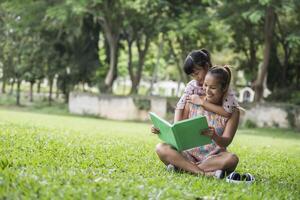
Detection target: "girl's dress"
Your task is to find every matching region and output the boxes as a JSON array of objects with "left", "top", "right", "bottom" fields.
[
  {"left": 181, "top": 104, "right": 229, "bottom": 164},
  {"left": 176, "top": 80, "right": 238, "bottom": 113}
]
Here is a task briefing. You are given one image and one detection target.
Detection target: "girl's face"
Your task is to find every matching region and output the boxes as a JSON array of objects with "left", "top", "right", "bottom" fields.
[
  {"left": 203, "top": 74, "right": 225, "bottom": 105},
  {"left": 190, "top": 67, "right": 208, "bottom": 85}
]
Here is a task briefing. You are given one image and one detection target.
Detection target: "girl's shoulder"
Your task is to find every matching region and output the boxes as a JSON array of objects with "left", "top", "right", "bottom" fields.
[
  {"left": 186, "top": 80, "right": 199, "bottom": 87},
  {"left": 226, "top": 87, "right": 237, "bottom": 97}
]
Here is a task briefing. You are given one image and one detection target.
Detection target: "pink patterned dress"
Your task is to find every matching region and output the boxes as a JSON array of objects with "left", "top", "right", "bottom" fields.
[
  {"left": 176, "top": 80, "right": 238, "bottom": 113},
  {"left": 181, "top": 104, "right": 229, "bottom": 164}
]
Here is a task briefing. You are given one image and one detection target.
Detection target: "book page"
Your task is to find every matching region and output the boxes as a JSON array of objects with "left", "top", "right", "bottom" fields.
[{"left": 149, "top": 112, "right": 178, "bottom": 149}]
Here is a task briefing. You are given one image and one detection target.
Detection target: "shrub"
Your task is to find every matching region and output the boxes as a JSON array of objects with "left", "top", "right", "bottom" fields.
[{"left": 244, "top": 119, "right": 257, "bottom": 128}]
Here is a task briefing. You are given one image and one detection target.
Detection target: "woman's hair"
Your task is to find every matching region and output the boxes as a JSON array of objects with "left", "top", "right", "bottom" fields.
[
  {"left": 207, "top": 65, "right": 232, "bottom": 91},
  {"left": 183, "top": 49, "right": 212, "bottom": 75}
]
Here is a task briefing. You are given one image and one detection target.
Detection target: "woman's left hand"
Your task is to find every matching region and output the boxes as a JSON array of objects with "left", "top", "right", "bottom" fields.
[{"left": 201, "top": 126, "right": 216, "bottom": 139}]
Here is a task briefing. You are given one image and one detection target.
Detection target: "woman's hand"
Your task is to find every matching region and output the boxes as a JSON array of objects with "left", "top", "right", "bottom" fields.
[
  {"left": 151, "top": 125, "right": 160, "bottom": 134},
  {"left": 201, "top": 126, "right": 217, "bottom": 139},
  {"left": 186, "top": 94, "right": 205, "bottom": 106}
]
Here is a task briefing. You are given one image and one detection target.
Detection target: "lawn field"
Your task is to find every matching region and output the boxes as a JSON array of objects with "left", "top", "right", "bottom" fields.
[{"left": 0, "top": 109, "right": 299, "bottom": 199}]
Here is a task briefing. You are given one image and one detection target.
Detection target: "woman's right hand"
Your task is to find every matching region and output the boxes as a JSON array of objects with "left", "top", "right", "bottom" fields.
[{"left": 151, "top": 125, "right": 160, "bottom": 134}]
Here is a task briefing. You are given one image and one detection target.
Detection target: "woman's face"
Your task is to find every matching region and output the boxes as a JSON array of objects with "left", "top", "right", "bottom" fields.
[
  {"left": 203, "top": 74, "right": 225, "bottom": 105},
  {"left": 190, "top": 67, "right": 208, "bottom": 85}
]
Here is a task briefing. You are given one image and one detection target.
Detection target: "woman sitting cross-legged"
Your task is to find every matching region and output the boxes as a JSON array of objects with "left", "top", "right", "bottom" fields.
[{"left": 152, "top": 65, "right": 240, "bottom": 177}]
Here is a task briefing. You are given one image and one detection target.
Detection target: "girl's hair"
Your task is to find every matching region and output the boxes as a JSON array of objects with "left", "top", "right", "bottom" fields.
[
  {"left": 208, "top": 65, "right": 232, "bottom": 91},
  {"left": 183, "top": 49, "right": 212, "bottom": 75}
]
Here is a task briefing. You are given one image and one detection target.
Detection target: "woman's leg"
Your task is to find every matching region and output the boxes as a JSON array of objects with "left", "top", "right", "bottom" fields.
[
  {"left": 197, "top": 152, "right": 239, "bottom": 173},
  {"left": 155, "top": 143, "right": 203, "bottom": 175}
]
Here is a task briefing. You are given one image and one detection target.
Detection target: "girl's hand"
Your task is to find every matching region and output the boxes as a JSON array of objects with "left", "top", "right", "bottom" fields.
[
  {"left": 186, "top": 94, "right": 205, "bottom": 106},
  {"left": 151, "top": 125, "right": 160, "bottom": 134},
  {"left": 201, "top": 126, "right": 216, "bottom": 139}
]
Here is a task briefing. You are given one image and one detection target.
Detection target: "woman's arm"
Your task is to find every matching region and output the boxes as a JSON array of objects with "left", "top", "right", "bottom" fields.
[
  {"left": 203, "top": 108, "right": 240, "bottom": 148},
  {"left": 174, "top": 109, "right": 183, "bottom": 123},
  {"left": 174, "top": 103, "right": 190, "bottom": 123}
]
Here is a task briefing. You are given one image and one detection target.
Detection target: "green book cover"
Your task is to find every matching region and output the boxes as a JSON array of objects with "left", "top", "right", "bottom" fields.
[{"left": 149, "top": 112, "right": 211, "bottom": 151}]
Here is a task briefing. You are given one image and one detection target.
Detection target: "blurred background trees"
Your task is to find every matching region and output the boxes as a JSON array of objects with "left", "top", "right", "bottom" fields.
[{"left": 0, "top": 0, "right": 299, "bottom": 105}]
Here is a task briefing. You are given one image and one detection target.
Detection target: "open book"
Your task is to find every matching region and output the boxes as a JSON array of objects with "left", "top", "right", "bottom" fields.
[{"left": 149, "top": 112, "right": 211, "bottom": 151}]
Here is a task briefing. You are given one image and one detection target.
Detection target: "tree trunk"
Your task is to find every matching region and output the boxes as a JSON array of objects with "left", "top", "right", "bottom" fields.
[
  {"left": 103, "top": 35, "right": 119, "bottom": 93},
  {"left": 149, "top": 35, "right": 164, "bottom": 95},
  {"left": 275, "top": 17, "right": 291, "bottom": 88},
  {"left": 127, "top": 38, "right": 134, "bottom": 94},
  {"left": 56, "top": 80, "right": 60, "bottom": 99},
  {"left": 249, "top": 38, "right": 257, "bottom": 75},
  {"left": 9, "top": 79, "right": 15, "bottom": 95},
  {"left": 29, "top": 82, "right": 34, "bottom": 102},
  {"left": 64, "top": 91, "right": 69, "bottom": 104},
  {"left": 254, "top": 6, "right": 276, "bottom": 102},
  {"left": 37, "top": 80, "right": 41, "bottom": 93},
  {"left": 167, "top": 38, "right": 188, "bottom": 84},
  {"left": 16, "top": 79, "right": 21, "bottom": 106},
  {"left": 1, "top": 80, "right": 6, "bottom": 94},
  {"left": 130, "top": 35, "right": 150, "bottom": 94},
  {"left": 100, "top": 6, "right": 121, "bottom": 94},
  {"left": 48, "top": 78, "right": 53, "bottom": 106}
]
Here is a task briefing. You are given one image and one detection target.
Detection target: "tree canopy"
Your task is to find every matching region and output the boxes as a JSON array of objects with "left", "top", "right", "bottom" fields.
[{"left": 0, "top": 0, "right": 299, "bottom": 104}]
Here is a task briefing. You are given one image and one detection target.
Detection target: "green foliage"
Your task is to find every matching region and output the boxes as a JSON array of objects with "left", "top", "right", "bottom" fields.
[
  {"left": 133, "top": 97, "right": 151, "bottom": 110},
  {"left": 0, "top": 0, "right": 300, "bottom": 101},
  {"left": 0, "top": 109, "right": 299, "bottom": 199},
  {"left": 285, "top": 105, "right": 296, "bottom": 128},
  {"left": 266, "top": 88, "right": 300, "bottom": 105},
  {"left": 243, "top": 119, "right": 257, "bottom": 128}
]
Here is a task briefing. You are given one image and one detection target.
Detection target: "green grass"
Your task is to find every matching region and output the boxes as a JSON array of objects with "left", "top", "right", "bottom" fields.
[{"left": 0, "top": 109, "right": 299, "bottom": 199}]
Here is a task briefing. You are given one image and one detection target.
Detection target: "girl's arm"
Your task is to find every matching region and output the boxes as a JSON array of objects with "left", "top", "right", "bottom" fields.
[
  {"left": 202, "top": 100, "right": 231, "bottom": 118},
  {"left": 203, "top": 108, "right": 240, "bottom": 148},
  {"left": 187, "top": 95, "right": 231, "bottom": 118}
]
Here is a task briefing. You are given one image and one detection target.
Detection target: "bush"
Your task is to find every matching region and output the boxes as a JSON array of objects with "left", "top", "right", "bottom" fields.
[
  {"left": 266, "top": 87, "right": 300, "bottom": 105},
  {"left": 243, "top": 119, "right": 257, "bottom": 128}
]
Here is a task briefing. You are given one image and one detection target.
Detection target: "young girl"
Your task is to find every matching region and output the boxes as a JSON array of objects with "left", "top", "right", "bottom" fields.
[
  {"left": 152, "top": 65, "right": 240, "bottom": 177},
  {"left": 174, "top": 49, "right": 238, "bottom": 122}
]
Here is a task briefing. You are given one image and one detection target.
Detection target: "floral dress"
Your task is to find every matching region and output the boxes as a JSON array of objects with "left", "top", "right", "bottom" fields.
[{"left": 181, "top": 104, "right": 229, "bottom": 164}]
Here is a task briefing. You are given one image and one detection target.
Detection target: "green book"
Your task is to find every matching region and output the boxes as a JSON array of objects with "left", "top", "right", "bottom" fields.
[{"left": 149, "top": 112, "right": 211, "bottom": 152}]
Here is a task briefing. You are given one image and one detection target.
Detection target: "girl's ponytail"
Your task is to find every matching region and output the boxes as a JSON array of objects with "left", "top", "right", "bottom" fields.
[
  {"left": 207, "top": 65, "right": 232, "bottom": 92},
  {"left": 200, "top": 49, "right": 212, "bottom": 68}
]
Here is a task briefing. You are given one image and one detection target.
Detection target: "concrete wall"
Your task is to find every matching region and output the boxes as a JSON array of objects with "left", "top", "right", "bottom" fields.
[
  {"left": 69, "top": 92, "right": 167, "bottom": 121},
  {"left": 240, "top": 103, "right": 300, "bottom": 130},
  {"left": 69, "top": 92, "right": 300, "bottom": 130}
]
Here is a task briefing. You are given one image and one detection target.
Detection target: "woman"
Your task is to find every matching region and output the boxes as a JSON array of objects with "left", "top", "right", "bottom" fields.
[{"left": 152, "top": 65, "right": 239, "bottom": 177}]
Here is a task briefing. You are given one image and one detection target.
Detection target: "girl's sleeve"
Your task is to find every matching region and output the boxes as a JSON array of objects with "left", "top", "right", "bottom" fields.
[
  {"left": 176, "top": 83, "right": 194, "bottom": 110},
  {"left": 222, "top": 90, "right": 239, "bottom": 113}
]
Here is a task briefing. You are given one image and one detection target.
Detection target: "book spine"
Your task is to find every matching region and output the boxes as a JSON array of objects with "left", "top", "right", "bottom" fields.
[{"left": 171, "top": 126, "right": 182, "bottom": 151}]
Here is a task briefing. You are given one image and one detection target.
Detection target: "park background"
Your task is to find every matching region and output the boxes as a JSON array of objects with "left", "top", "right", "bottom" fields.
[{"left": 0, "top": 0, "right": 299, "bottom": 199}]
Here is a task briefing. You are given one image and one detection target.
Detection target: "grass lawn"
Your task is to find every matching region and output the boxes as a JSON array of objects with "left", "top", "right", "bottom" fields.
[{"left": 0, "top": 109, "right": 299, "bottom": 199}]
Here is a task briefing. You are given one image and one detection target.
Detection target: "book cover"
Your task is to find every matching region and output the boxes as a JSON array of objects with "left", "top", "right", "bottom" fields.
[{"left": 149, "top": 112, "right": 211, "bottom": 151}]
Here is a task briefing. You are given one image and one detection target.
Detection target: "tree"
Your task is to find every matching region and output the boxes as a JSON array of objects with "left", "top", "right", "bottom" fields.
[
  {"left": 254, "top": 5, "right": 276, "bottom": 102},
  {"left": 83, "top": 0, "right": 124, "bottom": 93},
  {"left": 122, "top": 0, "right": 165, "bottom": 94}
]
